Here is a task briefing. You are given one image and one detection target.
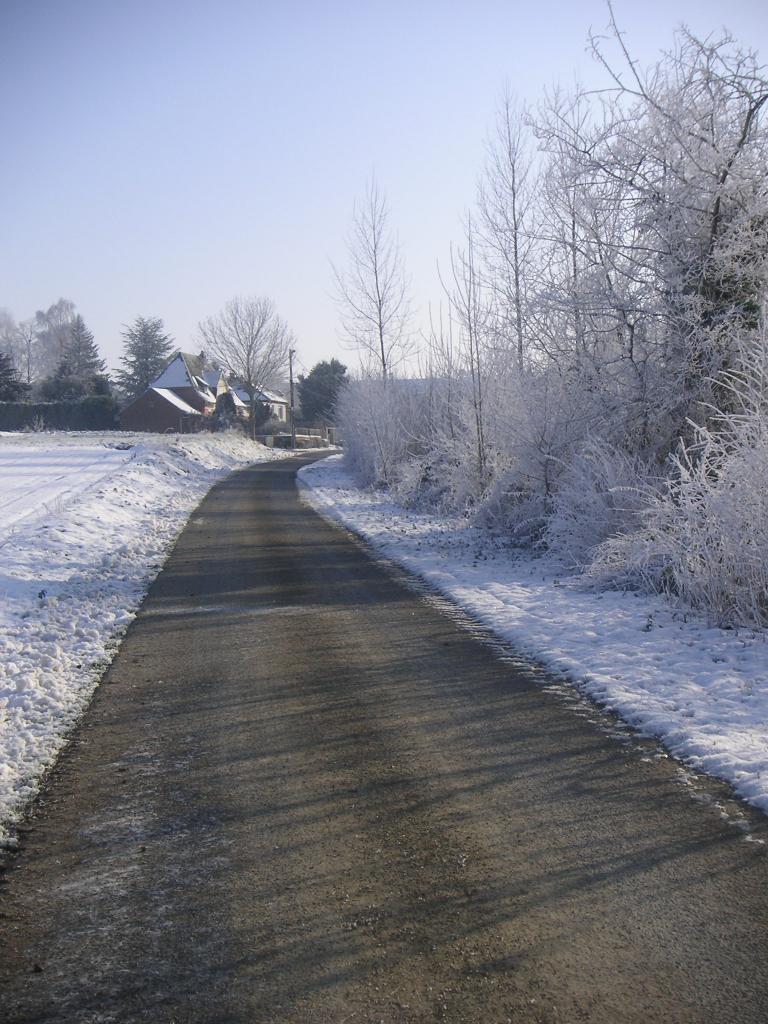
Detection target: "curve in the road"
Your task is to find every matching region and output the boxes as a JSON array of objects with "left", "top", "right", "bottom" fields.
[{"left": 0, "top": 453, "right": 766, "bottom": 1024}]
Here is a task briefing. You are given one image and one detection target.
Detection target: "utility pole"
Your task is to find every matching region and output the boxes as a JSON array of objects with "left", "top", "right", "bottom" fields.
[{"left": 288, "top": 348, "right": 296, "bottom": 450}]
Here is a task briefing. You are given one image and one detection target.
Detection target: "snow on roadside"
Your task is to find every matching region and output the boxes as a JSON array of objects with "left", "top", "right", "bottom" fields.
[
  {"left": 0, "top": 431, "right": 290, "bottom": 844},
  {"left": 299, "top": 455, "right": 768, "bottom": 815}
]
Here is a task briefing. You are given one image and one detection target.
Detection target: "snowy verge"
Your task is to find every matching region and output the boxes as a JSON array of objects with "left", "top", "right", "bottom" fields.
[
  {"left": 299, "top": 455, "right": 768, "bottom": 815},
  {"left": 0, "top": 432, "right": 292, "bottom": 845}
]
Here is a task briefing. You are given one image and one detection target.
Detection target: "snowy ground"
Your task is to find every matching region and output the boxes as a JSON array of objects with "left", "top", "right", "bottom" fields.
[
  {"left": 0, "top": 431, "right": 290, "bottom": 845},
  {"left": 300, "top": 455, "right": 768, "bottom": 816}
]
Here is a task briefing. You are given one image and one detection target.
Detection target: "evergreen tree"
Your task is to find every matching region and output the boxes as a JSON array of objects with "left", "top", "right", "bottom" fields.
[
  {"left": 0, "top": 351, "right": 29, "bottom": 401},
  {"left": 297, "top": 359, "right": 348, "bottom": 423},
  {"left": 115, "top": 316, "right": 174, "bottom": 398},
  {"left": 40, "top": 315, "right": 109, "bottom": 400},
  {"left": 61, "top": 315, "right": 106, "bottom": 378}
]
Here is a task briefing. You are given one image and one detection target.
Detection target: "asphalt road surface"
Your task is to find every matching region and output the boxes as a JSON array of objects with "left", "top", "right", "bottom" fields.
[{"left": 1, "top": 454, "right": 767, "bottom": 1024}]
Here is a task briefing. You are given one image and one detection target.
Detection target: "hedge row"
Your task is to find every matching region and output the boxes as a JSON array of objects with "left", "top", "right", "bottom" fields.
[{"left": 0, "top": 396, "right": 119, "bottom": 431}]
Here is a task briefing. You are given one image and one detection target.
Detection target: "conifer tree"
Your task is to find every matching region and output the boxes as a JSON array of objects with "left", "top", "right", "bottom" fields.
[
  {"left": 115, "top": 317, "right": 174, "bottom": 398},
  {"left": 0, "top": 351, "right": 29, "bottom": 401},
  {"left": 61, "top": 315, "right": 106, "bottom": 378},
  {"left": 298, "top": 359, "right": 348, "bottom": 422},
  {"left": 41, "top": 315, "right": 109, "bottom": 400}
]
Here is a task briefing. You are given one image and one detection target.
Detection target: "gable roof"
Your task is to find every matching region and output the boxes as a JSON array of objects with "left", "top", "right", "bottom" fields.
[
  {"left": 202, "top": 368, "right": 224, "bottom": 387},
  {"left": 152, "top": 352, "right": 216, "bottom": 399},
  {"left": 151, "top": 387, "right": 202, "bottom": 415}
]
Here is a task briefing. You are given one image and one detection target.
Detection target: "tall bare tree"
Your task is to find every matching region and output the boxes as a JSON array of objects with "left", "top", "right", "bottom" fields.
[
  {"left": 333, "top": 179, "right": 412, "bottom": 380},
  {"left": 16, "top": 320, "right": 38, "bottom": 385},
  {"left": 34, "top": 298, "right": 77, "bottom": 379},
  {"left": 198, "top": 295, "right": 293, "bottom": 436},
  {"left": 0, "top": 309, "right": 21, "bottom": 369},
  {"left": 442, "top": 219, "right": 494, "bottom": 490},
  {"left": 477, "top": 92, "right": 536, "bottom": 372}
]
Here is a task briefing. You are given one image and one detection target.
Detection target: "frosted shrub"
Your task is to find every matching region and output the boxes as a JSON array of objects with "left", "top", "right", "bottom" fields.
[
  {"left": 544, "top": 441, "right": 659, "bottom": 567},
  {"left": 384, "top": 376, "right": 464, "bottom": 509},
  {"left": 475, "top": 365, "right": 592, "bottom": 544},
  {"left": 592, "top": 350, "right": 768, "bottom": 627},
  {"left": 336, "top": 376, "right": 428, "bottom": 489},
  {"left": 477, "top": 472, "right": 550, "bottom": 546},
  {"left": 417, "top": 378, "right": 498, "bottom": 512}
]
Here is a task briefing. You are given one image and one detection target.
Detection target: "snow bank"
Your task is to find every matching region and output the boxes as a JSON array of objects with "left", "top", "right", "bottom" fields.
[
  {"left": 0, "top": 432, "right": 289, "bottom": 844},
  {"left": 299, "top": 456, "right": 768, "bottom": 815}
]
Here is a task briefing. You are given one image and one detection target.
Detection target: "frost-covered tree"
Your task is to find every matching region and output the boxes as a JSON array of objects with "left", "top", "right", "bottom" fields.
[
  {"left": 530, "top": 13, "right": 768, "bottom": 453},
  {"left": 336, "top": 13, "right": 768, "bottom": 626},
  {"left": 440, "top": 220, "right": 495, "bottom": 495},
  {"left": 590, "top": 339, "right": 768, "bottom": 627},
  {"left": 115, "top": 316, "right": 174, "bottom": 398},
  {"left": 336, "top": 373, "right": 428, "bottom": 488},
  {"left": 33, "top": 298, "right": 77, "bottom": 380},
  {"left": 333, "top": 179, "right": 412, "bottom": 379},
  {"left": 2, "top": 302, "right": 86, "bottom": 385},
  {"left": 477, "top": 93, "right": 537, "bottom": 372}
]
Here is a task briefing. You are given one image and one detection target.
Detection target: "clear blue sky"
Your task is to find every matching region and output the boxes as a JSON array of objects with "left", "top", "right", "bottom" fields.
[{"left": 1, "top": 0, "right": 766, "bottom": 375}]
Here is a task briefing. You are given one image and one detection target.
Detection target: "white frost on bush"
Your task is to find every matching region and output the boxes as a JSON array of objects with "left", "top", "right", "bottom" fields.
[
  {"left": 592, "top": 348, "right": 768, "bottom": 627},
  {"left": 335, "top": 26, "right": 768, "bottom": 630},
  {"left": 544, "top": 441, "right": 660, "bottom": 569}
]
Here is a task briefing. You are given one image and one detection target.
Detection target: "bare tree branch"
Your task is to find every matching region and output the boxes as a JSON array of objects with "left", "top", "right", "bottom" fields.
[
  {"left": 198, "top": 295, "right": 293, "bottom": 437},
  {"left": 332, "top": 178, "right": 413, "bottom": 379}
]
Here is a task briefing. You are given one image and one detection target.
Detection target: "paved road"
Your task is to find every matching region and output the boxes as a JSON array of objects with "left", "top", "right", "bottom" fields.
[{"left": 1, "top": 454, "right": 767, "bottom": 1023}]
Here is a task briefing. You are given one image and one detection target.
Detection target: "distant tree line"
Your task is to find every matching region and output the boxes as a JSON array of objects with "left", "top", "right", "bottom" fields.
[
  {"left": 0, "top": 300, "right": 110, "bottom": 404},
  {"left": 0, "top": 293, "right": 346, "bottom": 437},
  {"left": 0, "top": 301, "right": 178, "bottom": 421}
]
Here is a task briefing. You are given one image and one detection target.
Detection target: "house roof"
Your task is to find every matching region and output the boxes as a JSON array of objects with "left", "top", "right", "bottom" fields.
[
  {"left": 258, "top": 387, "right": 288, "bottom": 404},
  {"left": 147, "top": 350, "right": 290, "bottom": 413},
  {"left": 191, "top": 387, "right": 216, "bottom": 405},
  {"left": 151, "top": 388, "right": 202, "bottom": 415},
  {"left": 232, "top": 386, "right": 288, "bottom": 405},
  {"left": 202, "top": 368, "right": 225, "bottom": 388},
  {"left": 204, "top": 370, "right": 239, "bottom": 401},
  {"left": 152, "top": 352, "right": 217, "bottom": 400}
]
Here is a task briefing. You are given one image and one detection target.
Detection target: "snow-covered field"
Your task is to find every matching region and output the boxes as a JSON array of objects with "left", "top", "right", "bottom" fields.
[
  {"left": 0, "top": 431, "right": 290, "bottom": 845},
  {"left": 0, "top": 445, "right": 134, "bottom": 532},
  {"left": 300, "top": 455, "right": 768, "bottom": 816}
]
